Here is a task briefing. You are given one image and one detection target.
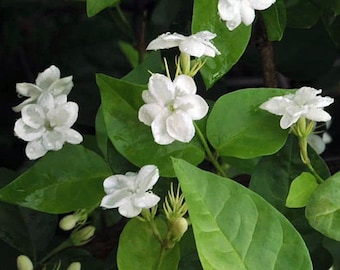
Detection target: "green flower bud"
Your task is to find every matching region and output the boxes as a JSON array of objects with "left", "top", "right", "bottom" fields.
[
  {"left": 17, "top": 255, "right": 33, "bottom": 270},
  {"left": 67, "top": 262, "right": 81, "bottom": 270},
  {"left": 70, "top": 226, "right": 95, "bottom": 246},
  {"left": 169, "top": 217, "right": 188, "bottom": 242},
  {"left": 59, "top": 215, "right": 78, "bottom": 231}
]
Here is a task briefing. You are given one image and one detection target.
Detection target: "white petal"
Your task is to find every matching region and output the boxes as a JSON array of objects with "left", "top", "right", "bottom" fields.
[
  {"left": 37, "top": 92, "right": 55, "bottom": 112},
  {"left": 151, "top": 111, "right": 175, "bottom": 145},
  {"left": 280, "top": 114, "right": 299, "bottom": 129},
  {"left": 179, "top": 38, "right": 207, "bottom": 57},
  {"left": 48, "top": 102, "right": 79, "bottom": 128},
  {"left": 247, "top": 0, "right": 275, "bottom": 10},
  {"left": 294, "top": 87, "right": 320, "bottom": 105},
  {"left": 260, "top": 96, "right": 291, "bottom": 116},
  {"left": 146, "top": 32, "right": 185, "bottom": 50},
  {"left": 54, "top": 94, "right": 68, "bottom": 106},
  {"left": 142, "top": 90, "right": 157, "bottom": 103},
  {"left": 118, "top": 200, "right": 142, "bottom": 218},
  {"left": 304, "top": 108, "right": 332, "bottom": 123},
  {"left": 226, "top": 15, "right": 242, "bottom": 31},
  {"left": 63, "top": 128, "right": 83, "bottom": 144},
  {"left": 42, "top": 130, "right": 65, "bottom": 150},
  {"left": 218, "top": 0, "right": 239, "bottom": 21},
  {"left": 14, "top": 118, "right": 45, "bottom": 141},
  {"left": 312, "top": 96, "right": 334, "bottom": 108},
  {"left": 241, "top": 0, "right": 256, "bottom": 26},
  {"left": 193, "top": 31, "right": 216, "bottom": 40},
  {"left": 48, "top": 76, "right": 74, "bottom": 96},
  {"left": 35, "top": 65, "right": 60, "bottom": 90},
  {"left": 21, "top": 104, "right": 45, "bottom": 129},
  {"left": 173, "top": 75, "right": 197, "bottom": 95},
  {"left": 100, "top": 191, "right": 131, "bottom": 209},
  {"left": 12, "top": 97, "right": 37, "bottom": 112},
  {"left": 308, "top": 134, "right": 325, "bottom": 155},
  {"left": 166, "top": 111, "right": 195, "bottom": 142},
  {"left": 16, "top": 83, "right": 42, "bottom": 98},
  {"left": 133, "top": 192, "right": 160, "bottom": 208},
  {"left": 138, "top": 104, "right": 163, "bottom": 126},
  {"left": 322, "top": 132, "right": 332, "bottom": 144},
  {"left": 175, "top": 95, "right": 209, "bottom": 120},
  {"left": 103, "top": 174, "right": 133, "bottom": 193},
  {"left": 136, "top": 165, "right": 159, "bottom": 191},
  {"left": 148, "top": 74, "right": 175, "bottom": 104},
  {"left": 25, "top": 140, "right": 48, "bottom": 160}
]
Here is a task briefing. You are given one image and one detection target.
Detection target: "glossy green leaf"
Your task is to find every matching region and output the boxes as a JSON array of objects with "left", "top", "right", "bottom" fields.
[
  {"left": 207, "top": 88, "right": 291, "bottom": 158},
  {"left": 0, "top": 145, "right": 111, "bottom": 213},
  {"left": 117, "top": 218, "right": 180, "bottom": 270},
  {"left": 286, "top": 172, "right": 319, "bottom": 208},
  {"left": 250, "top": 135, "right": 330, "bottom": 213},
  {"left": 95, "top": 106, "right": 108, "bottom": 158},
  {"left": 192, "top": 0, "right": 251, "bottom": 88},
  {"left": 118, "top": 41, "right": 139, "bottom": 68},
  {"left": 285, "top": 0, "right": 320, "bottom": 28},
  {"left": 261, "top": 0, "right": 287, "bottom": 41},
  {"left": 97, "top": 73, "right": 205, "bottom": 177},
  {"left": 306, "top": 172, "right": 340, "bottom": 241},
  {"left": 86, "top": 0, "right": 120, "bottom": 17},
  {"left": 172, "top": 158, "right": 312, "bottom": 269}
]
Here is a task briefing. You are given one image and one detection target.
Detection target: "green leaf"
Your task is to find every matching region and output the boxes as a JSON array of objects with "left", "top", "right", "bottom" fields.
[
  {"left": 97, "top": 73, "right": 205, "bottom": 177},
  {"left": 86, "top": 0, "right": 120, "bottom": 17},
  {"left": 192, "top": 0, "right": 251, "bottom": 88},
  {"left": 261, "top": 0, "right": 287, "bottom": 41},
  {"left": 172, "top": 158, "right": 312, "bottom": 269},
  {"left": 285, "top": 0, "right": 320, "bottom": 28},
  {"left": 306, "top": 172, "right": 340, "bottom": 241},
  {"left": 250, "top": 135, "right": 330, "bottom": 213},
  {"left": 118, "top": 41, "right": 139, "bottom": 68},
  {"left": 0, "top": 145, "right": 111, "bottom": 214},
  {"left": 207, "top": 88, "right": 291, "bottom": 158},
  {"left": 117, "top": 218, "right": 180, "bottom": 270},
  {"left": 286, "top": 172, "right": 319, "bottom": 208},
  {"left": 95, "top": 106, "right": 108, "bottom": 158}
]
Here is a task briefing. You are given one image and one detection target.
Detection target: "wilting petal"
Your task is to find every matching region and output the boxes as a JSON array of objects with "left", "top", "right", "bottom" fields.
[
  {"left": 133, "top": 192, "right": 160, "bottom": 208},
  {"left": 16, "top": 83, "right": 42, "bottom": 98},
  {"left": 146, "top": 32, "right": 185, "bottom": 50},
  {"left": 138, "top": 103, "right": 163, "bottom": 126},
  {"left": 151, "top": 111, "right": 174, "bottom": 145},
  {"left": 166, "top": 111, "right": 195, "bottom": 142},
  {"left": 35, "top": 65, "right": 60, "bottom": 90},
  {"left": 42, "top": 130, "right": 65, "bottom": 150},
  {"left": 48, "top": 76, "right": 73, "bottom": 96},
  {"left": 25, "top": 139, "right": 48, "bottom": 160},
  {"left": 136, "top": 165, "right": 159, "bottom": 191},
  {"left": 118, "top": 200, "right": 142, "bottom": 218},
  {"left": 304, "top": 108, "right": 331, "bottom": 122},
  {"left": 173, "top": 75, "right": 197, "bottom": 95},
  {"left": 63, "top": 128, "right": 83, "bottom": 144},
  {"left": 148, "top": 74, "right": 175, "bottom": 104},
  {"left": 21, "top": 104, "right": 45, "bottom": 129},
  {"left": 14, "top": 119, "right": 45, "bottom": 141},
  {"left": 48, "top": 102, "right": 79, "bottom": 128}
]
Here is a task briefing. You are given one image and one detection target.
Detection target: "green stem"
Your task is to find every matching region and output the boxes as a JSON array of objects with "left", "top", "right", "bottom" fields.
[
  {"left": 155, "top": 246, "right": 167, "bottom": 270},
  {"left": 194, "top": 122, "right": 227, "bottom": 177},
  {"left": 39, "top": 239, "right": 72, "bottom": 264},
  {"left": 299, "top": 137, "right": 324, "bottom": 184},
  {"left": 148, "top": 220, "right": 163, "bottom": 245}
]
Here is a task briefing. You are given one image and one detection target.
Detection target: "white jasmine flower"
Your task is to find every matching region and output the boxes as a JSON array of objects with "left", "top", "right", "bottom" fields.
[
  {"left": 218, "top": 0, "right": 276, "bottom": 31},
  {"left": 146, "top": 31, "right": 221, "bottom": 57},
  {"left": 100, "top": 165, "right": 160, "bottom": 218},
  {"left": 138, "top": 74, "right": 209, "bottom": 145},
  {"left": 308, "top": 121, "right": 332, "bottom": 154},
  {"left": 14, "top": 92, "right": 83, "bottom": 160},
  {"left": 13, "top": 65, "right": 73, "bottom": 112},
  {"left": 260, "top": 87, "right": 334, "bottom": 129}
]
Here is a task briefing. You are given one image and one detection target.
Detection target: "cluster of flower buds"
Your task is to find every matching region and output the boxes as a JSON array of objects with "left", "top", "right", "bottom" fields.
[
  {"left": 13, "top": 65, "right": 83, "bottom": 160},
  {"left": 59, "top": 209, "right": 88, "bottom": 231}
]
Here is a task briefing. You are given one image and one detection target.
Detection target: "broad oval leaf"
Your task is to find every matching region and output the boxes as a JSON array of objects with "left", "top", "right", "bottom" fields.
[
  {"left": 117, "top": 218, "right": 180, "bottom": 270},
  {"left": 172, "top": 158, "right": 312, "bottom": 270},
  {"left": 97, "top": 73, "right": 205, "bottom": 177},
  {"left": 192, "top": 0, "right": 251, "bottom": 89},
  {"left": 0, "top": 145, "right": 111, "bottom": 214},
  {"left": 207, "top": 88, "right": 291, "bottom": 158},
  {"left": 306, "top": 172, "right": 340, "bottom": 241}
]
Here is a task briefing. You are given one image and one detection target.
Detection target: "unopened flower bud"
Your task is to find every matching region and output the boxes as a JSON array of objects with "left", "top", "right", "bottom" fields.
[
  {"left": 67, "top": 262, "right": 81, "bottom": 270},
  {"left": 59, "top": 215, "right": 78, "bottom": 231},
  {"left": 169, "top": 217, "right": 188, "bottom": 242},
  {"left": 70, "top": 226, "right": 95, "bottom": 246},
  {"left": 17, "top": 255, "right": 33, "bottom": 270}
]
